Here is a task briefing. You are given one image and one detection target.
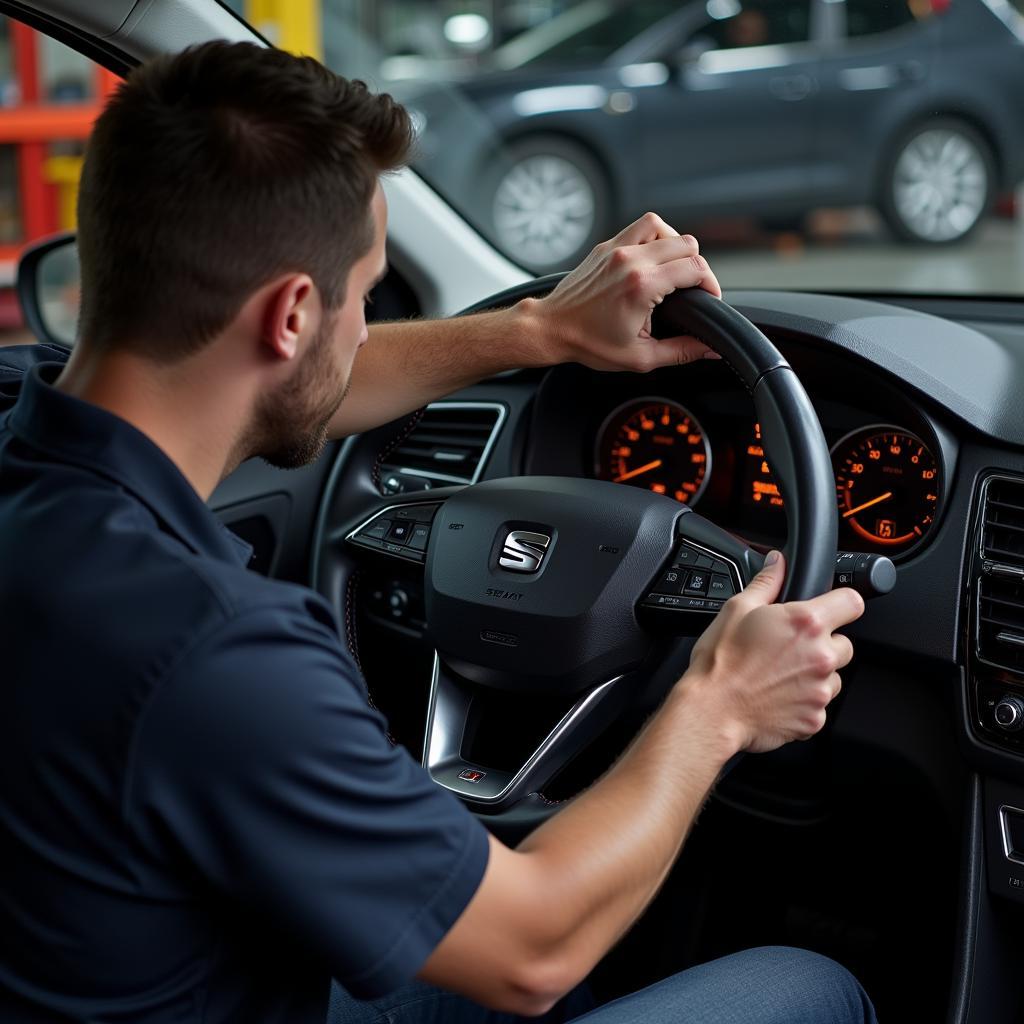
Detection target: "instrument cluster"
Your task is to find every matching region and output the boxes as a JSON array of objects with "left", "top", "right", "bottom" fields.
[{"left": 593, "top": 396, "right": 943, "bottom": 559}]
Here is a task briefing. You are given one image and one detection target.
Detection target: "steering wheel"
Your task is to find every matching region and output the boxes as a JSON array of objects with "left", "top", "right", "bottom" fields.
[{"left": 313, "top": 283, "right": 837, "bottom": 840}]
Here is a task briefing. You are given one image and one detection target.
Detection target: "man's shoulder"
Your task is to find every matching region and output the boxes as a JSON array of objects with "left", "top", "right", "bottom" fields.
[{"left": 0, "top": 343, "right": 69, "bottom": 416}]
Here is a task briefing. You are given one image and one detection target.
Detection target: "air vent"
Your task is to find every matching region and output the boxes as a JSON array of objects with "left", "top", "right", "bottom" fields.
[
  {"left": 379, "top": 402, "right": 506, "bottom": 492},
  {"left": 978, "top": 476, "right": 1024, "bottom": 673},
  {"left": 983, "top": 477, "right": 1024, "bottom": 562}
]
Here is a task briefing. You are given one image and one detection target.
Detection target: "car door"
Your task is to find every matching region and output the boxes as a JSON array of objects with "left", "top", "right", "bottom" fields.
[
  {"left": 810, "top": 0, "right": 942, "bottom": 208},
  {"left": 637, "top": 0, "right": 825, "bottom": 221}
]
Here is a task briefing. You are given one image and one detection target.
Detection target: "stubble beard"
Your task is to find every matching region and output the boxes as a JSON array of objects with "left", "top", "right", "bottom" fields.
[{"left": 253, "top": 318, "right": 350, "bottom": 470}]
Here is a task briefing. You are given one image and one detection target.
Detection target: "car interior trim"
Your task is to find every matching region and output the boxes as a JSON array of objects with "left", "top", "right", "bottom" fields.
[{"left": 422, "top": 651, "right": 626, "bottom": 807}]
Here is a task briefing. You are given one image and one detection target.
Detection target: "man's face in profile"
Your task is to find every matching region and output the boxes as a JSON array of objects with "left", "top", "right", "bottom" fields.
[{"left": 254, "top": 185, "right": 388, "bottom": 469}]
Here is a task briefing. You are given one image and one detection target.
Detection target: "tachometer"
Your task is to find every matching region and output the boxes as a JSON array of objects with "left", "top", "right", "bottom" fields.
[
  {"left": 595, "top": 398, "right": 710, "bottom": 505},
  {"left": 831, "top": 425, "right": 940, "bottom": 554}
]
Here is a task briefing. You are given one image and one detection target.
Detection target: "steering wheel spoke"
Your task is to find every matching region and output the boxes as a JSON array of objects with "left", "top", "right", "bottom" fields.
[
  {"left": 423, "top": 653, "right": 631, "bottom": 810},
  {"left": 639, "top": 511, "right": 765, "bottom": 632},
  {"left": 343, "top": 488, "right": 462, "bottom": 567}
]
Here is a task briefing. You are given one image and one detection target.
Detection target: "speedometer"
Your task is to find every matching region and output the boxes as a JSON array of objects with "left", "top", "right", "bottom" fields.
[
  {"left": 595, "top": 398, "right": 711, "bottom": 505},
  {"left": 831, "top": 425, "right": 940, "bottom": 554}
]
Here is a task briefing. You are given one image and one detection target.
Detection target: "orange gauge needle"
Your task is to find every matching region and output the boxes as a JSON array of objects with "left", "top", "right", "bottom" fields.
[
  {"left": 614, "top": 459, "right": 662, "bottom": 483},
  {"left": 843, "top": 491, "right": 893, "bottom": 519}
]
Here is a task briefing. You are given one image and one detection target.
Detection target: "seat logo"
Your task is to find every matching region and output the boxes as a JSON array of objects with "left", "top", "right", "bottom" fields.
[{"left": 499, "top": 530, "right": 551, "bottom": 573}]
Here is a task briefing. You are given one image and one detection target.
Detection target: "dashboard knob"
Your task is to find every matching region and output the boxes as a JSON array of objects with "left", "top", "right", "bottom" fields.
[
  {"left": 388, "top": 587, "right": 410, "bottom": 619},
  {"left": 994, "top": 695, "right": 1024, "bottom": 733}
]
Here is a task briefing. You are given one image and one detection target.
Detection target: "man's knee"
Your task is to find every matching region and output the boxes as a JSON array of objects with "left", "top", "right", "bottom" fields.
[{"left": 722, "top": 946, "right": 875, "bottom": 1024}]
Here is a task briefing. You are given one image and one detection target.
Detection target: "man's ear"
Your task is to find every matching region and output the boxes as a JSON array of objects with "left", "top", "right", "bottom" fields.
[{"left": 261, "top": 274, "right": 315, "bottom": 362}]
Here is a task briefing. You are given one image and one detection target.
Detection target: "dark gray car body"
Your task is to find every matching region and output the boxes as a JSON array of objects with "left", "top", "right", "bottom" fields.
[{"left": 403, "top": 0, "right": 1024, "bottom": 264}]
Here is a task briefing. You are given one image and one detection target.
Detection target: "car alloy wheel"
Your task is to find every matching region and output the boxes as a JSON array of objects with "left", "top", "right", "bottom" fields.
[
  {"left": 887, "top": 123, "right": 992, "bottom": 243},
  {"left": 492, "top": 151, "right": 598, "bottom": 270}
]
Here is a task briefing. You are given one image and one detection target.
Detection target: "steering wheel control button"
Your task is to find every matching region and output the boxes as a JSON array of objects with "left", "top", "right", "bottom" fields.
[
  {"left": 408, "top": 525, "right": 431, "bottom": 552},
  {"left": 684, "top": 571, "right": 710, "bottom": 596},
  {"left": 708, "top": 574, "right": 734, "bottom": 598},
  {"left": 684, "top": 598, "right": 707, "bottom": 610},
  {"left": 387, "top": 521, "right": 413, "bottom": 544},
  {"left": 673, "top": 546, "right": 698, "bottom": 568},
  {"left": 647, "top": 592, "right": 685, "bottom": 608},
  {"left": 362, "top": 520, "right": 391, "bottom": 540},
  {"left": 654, "top": 569, "right": 684, "bottom": 594},
  {"left": 457, "top": 768, "right": 486, "bottom": 783},
  {"left": 394, "top": 504, "right": 440, "bottom": 523},
  {"left": 832, "top": 551, "right": 897, "bottom": 598},
  {"left": 694, "top": 554, "right": 714, "bottom": 570}
]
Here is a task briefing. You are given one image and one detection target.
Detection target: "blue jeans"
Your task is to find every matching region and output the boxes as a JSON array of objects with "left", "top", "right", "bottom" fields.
[{"left": 328, "top": 946, "right": 878, "bottom": 1024}]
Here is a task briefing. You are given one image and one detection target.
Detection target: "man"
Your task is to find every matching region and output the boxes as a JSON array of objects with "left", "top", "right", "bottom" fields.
[{"left": 0, "top": 41, "right": 872, "bottom": 1024}]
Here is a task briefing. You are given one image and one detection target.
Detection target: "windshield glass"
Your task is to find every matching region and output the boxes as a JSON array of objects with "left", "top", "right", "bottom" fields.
[
  {"left": 491, "top": 0, "right": 682, "bottom": 69},
  {"left": 277, "top": 0, "right": 1024, "bottom": 296}
]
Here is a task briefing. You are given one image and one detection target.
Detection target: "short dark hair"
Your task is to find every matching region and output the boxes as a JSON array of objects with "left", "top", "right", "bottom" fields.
[{"left": 76, "top": 41, "right": 411, "bottom": 360}]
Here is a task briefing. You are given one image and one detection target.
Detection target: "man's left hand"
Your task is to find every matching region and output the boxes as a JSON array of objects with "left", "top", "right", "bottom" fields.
[{"left": 533, "top": 212, "right": 722, "bottom": 372}]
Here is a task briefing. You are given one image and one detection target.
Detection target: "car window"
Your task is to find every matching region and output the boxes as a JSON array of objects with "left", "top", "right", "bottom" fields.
[
  {"left": 686, "top": 0, "right": 813, "bottom": 51},
  {"left": 498, "top": 0, "right": 683, "bottom": 67},
  {"left": 0, "top": 15, "right": 113, "bottom": 348},
  {"left": 8, "top": 0, "right": 1024, "bottom": 331},
  {"left": 843, "top": 0, "right": 926, "bottom": 39},
  {"left": 361, "top": 0, "right": 1023, "bottom": 295}
]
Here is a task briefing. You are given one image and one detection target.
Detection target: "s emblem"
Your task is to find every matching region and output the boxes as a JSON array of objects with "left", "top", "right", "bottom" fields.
[{"left": 499, "top": 531, "right": 551, "bottom": 574}]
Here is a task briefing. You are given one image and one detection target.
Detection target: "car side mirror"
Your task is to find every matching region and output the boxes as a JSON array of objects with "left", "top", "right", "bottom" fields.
[{"left": 17, "top": 232, "right": 80, "bottom": 349}]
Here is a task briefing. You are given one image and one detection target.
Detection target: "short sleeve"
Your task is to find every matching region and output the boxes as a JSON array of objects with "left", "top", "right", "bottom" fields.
[{"left": 127, "top": 604, "right": 490, "bottom": 998}]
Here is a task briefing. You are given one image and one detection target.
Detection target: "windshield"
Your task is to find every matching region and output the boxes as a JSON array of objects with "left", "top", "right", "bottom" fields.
[
  {"left": 491, "top": 0, "right": 683, "bottom": 69},
  {"left": 243, "top": 0, "right": 1024, "bottom": 297}
]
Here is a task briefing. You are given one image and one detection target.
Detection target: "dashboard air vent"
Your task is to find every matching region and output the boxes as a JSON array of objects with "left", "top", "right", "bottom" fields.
[
  {"left": 379, "top": 401, "right": 506, "bottom": 493},
  {"left": 978, "top": 476, "right": 1024, "bottom": 673}
]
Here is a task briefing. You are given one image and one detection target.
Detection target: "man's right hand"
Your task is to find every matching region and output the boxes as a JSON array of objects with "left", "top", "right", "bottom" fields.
[
  {"left": 419, "top": 551, "right": 865, "bottom": 1016},
  {"left": 683, "top": 550, "right": 865, "bottom": 754}
]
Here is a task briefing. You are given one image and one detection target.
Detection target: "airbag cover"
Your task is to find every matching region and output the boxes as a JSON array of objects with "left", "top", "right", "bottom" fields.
[{"left": 425, "top": 477, "right": 680, "bottom": 692}]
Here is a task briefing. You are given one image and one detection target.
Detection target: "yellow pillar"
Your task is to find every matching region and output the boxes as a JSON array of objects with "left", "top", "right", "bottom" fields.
[
  {"left": 43, "top": 155, "right": 84, "bottom": 231},
  {"left": 246, "top": 0, "right": 322, "bottom": 60}
]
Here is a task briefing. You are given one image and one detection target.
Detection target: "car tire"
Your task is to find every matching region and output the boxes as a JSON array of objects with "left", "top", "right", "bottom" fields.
[
  {"left": 879, "top": 118, "right": 996, "bottom": 245},
  {"left": 484, "top": 136, "right": 611, "bottom": 273}
]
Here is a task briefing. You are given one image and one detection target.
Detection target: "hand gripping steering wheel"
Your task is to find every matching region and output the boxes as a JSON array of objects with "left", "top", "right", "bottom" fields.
[{"left": 313, "top": 284, "right": 837, "bottom": 840}]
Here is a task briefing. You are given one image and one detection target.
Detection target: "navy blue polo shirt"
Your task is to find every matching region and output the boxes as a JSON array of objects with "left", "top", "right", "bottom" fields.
[{"left": 0, "top": 346, "right": 489, "bottom": 1023}]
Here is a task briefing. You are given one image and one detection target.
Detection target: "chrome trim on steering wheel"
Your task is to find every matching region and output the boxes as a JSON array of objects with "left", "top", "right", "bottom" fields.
[{"left": 422, "top": 652, "right": 624, "bottom": 807}]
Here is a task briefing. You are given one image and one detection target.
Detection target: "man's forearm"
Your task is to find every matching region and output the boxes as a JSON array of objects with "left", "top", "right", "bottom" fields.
[
  {"left": 420, "top": 676, "right": 738, "bottom": 1014},
  {"left": 329, "top": 302, "right": 552, "bottom": 438},
  {"left": 329, "top": 221, "right": 723, "bottom": 440},
  {"left": 513, "top": 679, "right": 738, "bottom": 987}
]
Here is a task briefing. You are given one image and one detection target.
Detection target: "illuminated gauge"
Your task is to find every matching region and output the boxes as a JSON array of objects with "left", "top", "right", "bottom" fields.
[
  {"left": 595, "top": 398, "right": 711, "bottom": 505},
  {"left": 831, "top": 425, "right": 940, "bottom": 553}
]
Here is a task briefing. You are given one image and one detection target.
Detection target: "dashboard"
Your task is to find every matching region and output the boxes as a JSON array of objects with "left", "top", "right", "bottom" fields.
[{"left": 523, "top": 326, "right": 954, "bottom": 562}]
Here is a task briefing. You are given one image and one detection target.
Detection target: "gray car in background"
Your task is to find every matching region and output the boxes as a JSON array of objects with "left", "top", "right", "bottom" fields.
[{"left": 402, "top": 0, "right": 1024, "bottom": 273}]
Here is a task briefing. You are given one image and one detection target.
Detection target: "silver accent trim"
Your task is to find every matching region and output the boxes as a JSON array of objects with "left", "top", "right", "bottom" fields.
[
  {"left": 999, "top": 805, "right": 1024, "bottom": 866},
  {"left": 594, "top": 396, "right": 712, "bottom": 508},
  {"left": 384, "top": 401, "right": 508, "bottom": 487},
  {"left": 422, "top": 652, "right": 623, "bottom": 807},
  {"left": 986, "top": 562, "right": 1024, "bottom": 581}
]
